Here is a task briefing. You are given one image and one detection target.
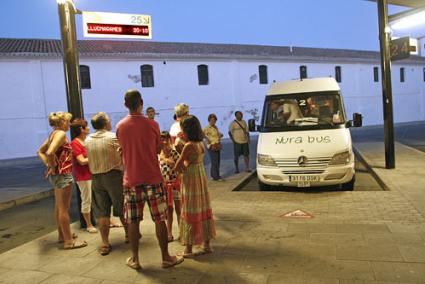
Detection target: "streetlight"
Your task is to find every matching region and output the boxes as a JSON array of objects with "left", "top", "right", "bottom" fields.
[
  {"left": 57, "top": 0, "right": 89, "bottom": 228},
  {"left": 373, "top": 0, "right": 425, "bottom": 169},
  {"left": 57, "top": 0, "right": 83, "bottom": 121},
  {"left": 376, "top": 0, "right": 396, "bottom": 169}
]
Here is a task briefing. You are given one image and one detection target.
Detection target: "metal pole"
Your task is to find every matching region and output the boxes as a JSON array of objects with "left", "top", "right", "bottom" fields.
[
  {"left": 57, "top": 0, "right": 83, "bottom": 120},
  {"left": 58, "top": 0, "right": 88, "bottom": 227},
  {"left": 377, "top": 0, "right": 395, "bottom": 169}
]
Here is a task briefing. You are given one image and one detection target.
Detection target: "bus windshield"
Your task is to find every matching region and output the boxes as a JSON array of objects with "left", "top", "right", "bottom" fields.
[{"left": 262, "top": 91, "right": 346, "bottom": 131}]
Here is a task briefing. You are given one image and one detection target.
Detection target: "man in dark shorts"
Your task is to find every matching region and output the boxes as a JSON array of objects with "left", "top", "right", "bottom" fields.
[
  {"left": 228, "top": 111, "right": 251, "bottom": 173},
  {"left": 116, "top": 89, "right": 184, "bottom": 270},
  {"left": 85, "top": 112, "right": 127, "bottom": 256}
]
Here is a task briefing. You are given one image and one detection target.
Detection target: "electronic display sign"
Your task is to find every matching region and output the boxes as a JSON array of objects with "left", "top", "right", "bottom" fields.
[{"left": 83, "top": 12, "right": 151, "bottom": 39}]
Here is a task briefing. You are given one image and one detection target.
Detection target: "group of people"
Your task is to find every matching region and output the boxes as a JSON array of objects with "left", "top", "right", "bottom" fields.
[
  {"left": 141, "top": 105, "right": 252, "bottom": 179},
  {"left": 37, "top": 89, "right": 240, "bottom": 270}
]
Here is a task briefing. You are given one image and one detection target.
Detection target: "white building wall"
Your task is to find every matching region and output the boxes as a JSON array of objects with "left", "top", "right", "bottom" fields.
[
  {"left": 1, "top": 57, "right": 425, "bottom": 160},
  {"left": 0, "top": 60, "right": 51, "bottom": 159},
  {"left": 391, "top": 64, "right": 425, "bottom": 122},
  {"left": 419, "top": 37, "right": 425, "bottom": 57}
]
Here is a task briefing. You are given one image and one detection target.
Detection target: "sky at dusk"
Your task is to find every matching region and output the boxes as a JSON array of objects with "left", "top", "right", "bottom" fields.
[{"left": 0, "top": 0, "right": 408, "bottom": 51}]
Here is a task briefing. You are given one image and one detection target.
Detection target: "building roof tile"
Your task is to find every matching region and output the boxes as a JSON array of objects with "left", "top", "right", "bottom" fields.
[{"left": 0, "top": 38, "right": 424, "bottom": 63}]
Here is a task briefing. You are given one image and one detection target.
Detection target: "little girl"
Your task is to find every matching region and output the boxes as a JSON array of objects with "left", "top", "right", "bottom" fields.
[
  {"left": 159, "top": 131, "right": 182, "bottom": 242},
  {"left": 174, "top": 115, "right": 215, "bottom": 257}
]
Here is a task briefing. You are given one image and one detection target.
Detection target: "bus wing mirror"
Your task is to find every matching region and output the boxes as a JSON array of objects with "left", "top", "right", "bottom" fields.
[
  {"left": 248, "top": 119, "right": 257, "bottom": 132},
  {"left": 352, "top": 113, "right": 363, "bottom": 127}
]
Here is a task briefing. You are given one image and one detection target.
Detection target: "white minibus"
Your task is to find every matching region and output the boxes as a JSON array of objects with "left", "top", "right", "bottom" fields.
[{"left": 248, "top": 77, "right": 362, "bottom": 190}]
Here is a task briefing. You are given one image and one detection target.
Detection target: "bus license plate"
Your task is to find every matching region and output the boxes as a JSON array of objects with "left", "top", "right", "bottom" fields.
[{"left": 289, "top": 175, "right": 320, "bottom": 183}]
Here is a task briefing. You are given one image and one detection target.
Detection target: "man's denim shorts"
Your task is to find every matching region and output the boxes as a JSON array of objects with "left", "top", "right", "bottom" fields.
[{"left": 48, "top": 174, "right": 74, "bottom": 189}]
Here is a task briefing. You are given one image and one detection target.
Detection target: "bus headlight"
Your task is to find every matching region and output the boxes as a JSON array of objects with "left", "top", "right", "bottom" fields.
[
  {"left": 257, "top": 154, "right": 277, "bottom": 167},
  {"left": 329, "top": 151, "right": 351, "bottom": 165}
]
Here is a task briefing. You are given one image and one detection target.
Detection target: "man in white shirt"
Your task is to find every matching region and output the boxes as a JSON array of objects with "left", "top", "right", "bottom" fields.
[
  {"left": 169, "top": 103, "right": 189, "bottom": 153},
  {"left": 283, "top": 100, "right": 303, "bottom": 124},
  {"left": 228, "top": 111, "right": 250, "bottom": 173}
]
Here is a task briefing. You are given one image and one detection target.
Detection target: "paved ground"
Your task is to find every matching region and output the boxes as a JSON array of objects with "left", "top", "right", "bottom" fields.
[
  {"left": 1, "top": 142, "right": 425, "bottom": 283},
  {"left": 0, "top": 158, "right": 53, "bottom": 210},
  {"left": 1, "top": 122, "right": 425, "bottom": 283}
]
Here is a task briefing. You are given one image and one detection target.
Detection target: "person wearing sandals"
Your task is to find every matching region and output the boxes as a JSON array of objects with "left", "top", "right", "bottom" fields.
[
  {"left": 174, "top": 115, "right": 216, "bottom": 257},
  {"left": 203, "top": 113, "right": 224, "bottom": 181},
  {"left": 37, "top": 112, "right": 88, "bottom": 250},
  {"left": 85, "top": 112, "right": 128, "bottom": 256},
  {"left": 159, "top": 131, "right": 182, "bottom": 243},
  {"left": 116, "top": 89, "right": 184, "bottom": 270},
  {"left": 70, "top": 118, "right": 98, "bottom": 234}
]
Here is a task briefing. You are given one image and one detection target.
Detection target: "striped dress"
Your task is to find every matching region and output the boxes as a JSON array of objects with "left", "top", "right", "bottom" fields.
[{"left": 179, "top": 142, "right": 216, "bottom": 245}]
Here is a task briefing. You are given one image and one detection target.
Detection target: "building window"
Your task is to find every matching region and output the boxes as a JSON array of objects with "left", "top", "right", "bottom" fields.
[
  {"left": 197, "top": 64, "right": 209, "bottom": 85},
  {"left": 79, "top": 65, "right": 91, "bottom": 89},
  {"left": 400, "top": 67, "right": 405, "bottom": 83},
  {"left": 423, "top": 67, "right": 425, "bottom": 82},
  {"left": 259, "top": 65, "right": 268, "bottom": 84},
  {"left": 373, "top": 67, "right": 379, "bottom": 82},
  {"left": 140, "top": 65, "right": 154, "bottom": 87},
  {"left": 335, "top": 66, "right": 342, "bottom": 83},
  {"left": 300, "top": 65, "right": 307, "bottom": 79}
]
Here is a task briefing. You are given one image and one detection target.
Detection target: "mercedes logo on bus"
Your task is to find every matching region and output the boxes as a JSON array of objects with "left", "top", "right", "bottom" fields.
[{"left": 297, "top": 156, "right": 308, "bottom": 167}]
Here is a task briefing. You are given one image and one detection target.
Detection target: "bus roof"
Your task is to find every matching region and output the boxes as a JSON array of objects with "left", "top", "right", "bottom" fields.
[{"left": 267, "top": 77, "right": 340, "bottom": 96}]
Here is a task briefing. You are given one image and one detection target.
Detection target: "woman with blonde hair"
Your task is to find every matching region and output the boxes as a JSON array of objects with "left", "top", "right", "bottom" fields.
[{"left": 38, "top": 112, "right": 88, "bottom": 249}]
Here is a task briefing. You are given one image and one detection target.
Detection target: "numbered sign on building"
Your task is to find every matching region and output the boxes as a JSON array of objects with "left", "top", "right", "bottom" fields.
[
  {"left": 82, "top": 11, "right": 151, "bottom": 39},
  {"left": 390, "top": 37, "right": 411, "bottom": 61}
]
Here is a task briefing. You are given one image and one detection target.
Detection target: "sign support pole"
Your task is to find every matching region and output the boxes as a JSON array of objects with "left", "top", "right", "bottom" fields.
[
  {"left": 58, "top": 0, "right": 84, "bottom": 120},
  {"left": 57, "top": 0, "right": 89, "bottom": 228},
  {"left": 377, "top": 0, "right": 395, "bottom": 169}
]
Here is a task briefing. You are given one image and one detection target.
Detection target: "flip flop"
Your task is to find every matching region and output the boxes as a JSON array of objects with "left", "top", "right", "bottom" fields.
[
  {"left": 99, "top": 244, "right": 112, "bottom": 256},
  {"left": 126, "top": 257, "right": 141, "bottom": 270},
  {"left": 195, "top": 247, "right": 214, "bottom": 256},
  {"left": 63, "top": 240, "right": 88, "bottom": 250},
  {"left": 87, "top": 227, "right": 98, "bottom": 234},
  {"left": 176, "top": 251, "right": 195, "bottom": 259},
  {"left": 162, "top": 255, "right": 184, "bottom": 268},
  {"left": 110, "top": 223, "right": 123, "bottom": 228},
  {"left": 168, "top": 235, "right": 174, "bottom": 242},
  {"left": 58, "top": 233, "right": 78, "bottom": 243}
]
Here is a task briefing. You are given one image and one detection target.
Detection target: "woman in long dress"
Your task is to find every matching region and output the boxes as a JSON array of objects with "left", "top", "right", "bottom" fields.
[{"left": 174, "top": 115, "right": 216, "bottom": 257}]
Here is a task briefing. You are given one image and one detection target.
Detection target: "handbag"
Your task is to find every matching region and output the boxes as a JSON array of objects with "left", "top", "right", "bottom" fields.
[{"left": 210, "top": 143, "right": 222, "bottom": 151}]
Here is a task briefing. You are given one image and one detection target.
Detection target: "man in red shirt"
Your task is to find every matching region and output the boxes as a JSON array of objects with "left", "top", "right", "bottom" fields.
[{"left": 116, "top": 89, "right": 184, "bottom": 270}]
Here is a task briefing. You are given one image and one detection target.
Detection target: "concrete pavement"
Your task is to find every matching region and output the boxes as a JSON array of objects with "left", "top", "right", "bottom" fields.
[
  {"left": 1, "top": 140, "right": 425, "bottom": 283},
  {"left": 0, "top": 158, "right": 52, "bottom": 211}
]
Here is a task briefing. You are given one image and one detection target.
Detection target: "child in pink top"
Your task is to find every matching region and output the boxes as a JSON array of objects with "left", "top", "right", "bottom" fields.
[{"left": 159, "top": 131, "right": 181, "bottom": 242}]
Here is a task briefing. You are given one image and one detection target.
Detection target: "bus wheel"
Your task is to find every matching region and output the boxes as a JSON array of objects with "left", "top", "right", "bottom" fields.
[
  {"left": 341, "top": 177, "right": 355, "bottom": 191},
  {"left": 258, "top": 180, "right": 271, "bottom": 191}
]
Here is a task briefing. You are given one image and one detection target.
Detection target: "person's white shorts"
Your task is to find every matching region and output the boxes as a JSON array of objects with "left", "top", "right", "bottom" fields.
[{"left": 77, "top": 180, "right": 92, "bottom": 214}]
